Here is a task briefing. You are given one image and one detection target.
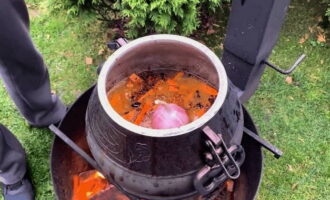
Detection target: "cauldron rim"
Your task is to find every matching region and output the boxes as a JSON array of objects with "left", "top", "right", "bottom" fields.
[{"left": 97, "top": 34, "right": 228, "bottom": 138}]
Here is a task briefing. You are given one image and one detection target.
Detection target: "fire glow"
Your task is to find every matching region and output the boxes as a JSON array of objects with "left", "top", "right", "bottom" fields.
[
  {"left": 72, "top": 170, "right": 109, "bottom": 200},
  {"left": 72, "top": 170, "right": 130, "bottom": 200},
  {"left": 71, "top": 169, "right": 235, "bottom": 200}
]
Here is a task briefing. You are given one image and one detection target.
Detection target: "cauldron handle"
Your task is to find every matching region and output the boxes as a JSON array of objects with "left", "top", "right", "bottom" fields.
[
  {"left": 194, "top": 126, "right": 245, "bottom": 196},
  {"left": 49, "top": 124, "right": 104, "bottom": 173}
]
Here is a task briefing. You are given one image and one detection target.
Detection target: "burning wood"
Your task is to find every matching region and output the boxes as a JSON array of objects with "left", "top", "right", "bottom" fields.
[
  {"left": 72, "top": 170, "right": 109, "bottom": 200},
  {"left": 72, "top": 169, "right": 235, "bottom": 200},
  {"left": 89, "top": 185, "right": 130, "bottom": 200},
  {"left": 72, "top": 170, "right": 131, "bottom": 200}
]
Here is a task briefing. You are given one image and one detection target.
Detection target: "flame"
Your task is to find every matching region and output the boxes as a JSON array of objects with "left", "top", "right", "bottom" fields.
[
  {"left": 95, "top": 171, "right": 105, "bottom": 179},
  {"left": 72, "top": 170, "right": 109, "bottom": 200}
]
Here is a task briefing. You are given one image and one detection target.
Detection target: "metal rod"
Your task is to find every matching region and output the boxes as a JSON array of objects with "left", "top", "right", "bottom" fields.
[
  {"left": 49, "top": 125, "right": 149, "bottom": 199},
  {"left": 49, "top": 124, "right": 103, "bottom": 172},
  {"left": 263, "top": 54, "right": 306, "bottom": 75},
  {"left": 243, "top": 127, "right": 283, "bottom": 158}
]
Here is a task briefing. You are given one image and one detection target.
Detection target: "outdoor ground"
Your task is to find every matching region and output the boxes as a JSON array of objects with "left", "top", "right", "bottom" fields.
[{"left": 0, "top": 0, "right": 329, "bottom": 199}]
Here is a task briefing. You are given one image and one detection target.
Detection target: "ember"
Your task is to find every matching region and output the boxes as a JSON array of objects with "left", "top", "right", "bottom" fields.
[
  {"left": 108, "top": 71, "right": 218, "bottom": 128},
  {"left": 72, "top": 170, "right": 109, "bottom": 200},
  {"left": 71, "top": 169, "right": 235, "bottom": 200}
]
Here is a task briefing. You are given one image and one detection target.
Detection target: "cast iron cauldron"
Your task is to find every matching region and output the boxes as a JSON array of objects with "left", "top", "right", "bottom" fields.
[
  {"left": 50, "top": 86, "right": 263, "bottom": 200},
  {"left": 86, "top": 35, "right": 245, "bottom": 199}
]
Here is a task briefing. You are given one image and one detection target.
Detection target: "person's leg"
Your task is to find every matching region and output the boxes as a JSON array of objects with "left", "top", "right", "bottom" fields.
[
  {"left": 0, "top": 0, "right": 66, "bottom": 127},
  {"left": 0, "top": 124, "right": 33, "bottom": 200},
  {"left": 0, "top": 125, "right": 26, "bottom": 185}
]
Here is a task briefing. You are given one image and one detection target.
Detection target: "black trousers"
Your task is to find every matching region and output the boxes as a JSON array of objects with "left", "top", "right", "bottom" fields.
[
  {"left": 0, "top": 0, "right": 66, "bottom": 184},
  {"left": 0, "top": 125, "right": 26, "bottom": 185}
]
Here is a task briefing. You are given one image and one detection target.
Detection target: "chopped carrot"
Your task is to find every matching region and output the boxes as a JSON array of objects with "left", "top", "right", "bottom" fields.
[
  {"left": 173, "top": 72, "right": 184, "bottom": 81},
  {"left": 154, "top": 79, "right": 164, "bottom": 87},
  {"left": 129, "top": 73, "right": 143, "bottom": 83},
  {"left": 134, "top": 101, "right": 152, "bottom": 125},
  {"left": 138, "top": 89, "right": 155, "bottom": 102},
  {"left": 122, "top": 109, "right": 137, "bottom": 121},
  {"left": 199, "top": 83, "right": 218, "bottom": 95},
  {"left": 169, "top": 85, "right": 179, "bottom": 92},
  {"left": 195, "top": 108, "right": 207, "bottom": 118},
  {"left": 166, "top": 79, "right": 177, "bottom": 86},
  {"left": 126, "top": 80, "right": 134, "bottom": 88}
]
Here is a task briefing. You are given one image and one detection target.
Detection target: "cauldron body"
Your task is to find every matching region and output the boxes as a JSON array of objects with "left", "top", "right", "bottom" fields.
[
  {"left": 50, "top": 86, "right": 262, "bottom": 200},
  {"left": 86, "top": 35, "right": 244, "bottom": 199}
]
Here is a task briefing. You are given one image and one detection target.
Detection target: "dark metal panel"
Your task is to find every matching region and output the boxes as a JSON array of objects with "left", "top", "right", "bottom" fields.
[{"left": 222, "top": 0, "right": 291, "bottom": 102}]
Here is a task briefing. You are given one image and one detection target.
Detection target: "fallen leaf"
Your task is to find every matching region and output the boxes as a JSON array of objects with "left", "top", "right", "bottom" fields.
[
  {"left": 285, "top": 76, "right": 293, "bottom": 84},
  {"left": 288, "top": 5, "right": 295, "bottom": 8},
  {"left": 291, "top": 183, "right": 298, "bottom": 190},
  {"left": 298, "top": 37, "right": 305, "bottom": 44},
  {"left": 85, "top": 57, "right": 93, "bottom": 65},
  {"left": 317, "top": 34, "right": 326, "bottom": 43},
  {"left": 29, "top": 9, "right": 40, "bottom": 19},
  {"left": 321, "top": 60, "right": 324, "bottom": 64},
  {"left": 298, "top": 33, "right": 309, "bottom": 44},
  {"left": 293, "top": 82, "right": 300, "bottom": 86},
  {"left": 207, "top": 28, "right": 216, "bottom": 35},
  {"left": 308, "top": 26, "right": 314, "bottom": 33},
  {"left": 316, "top": 26, "right": 325, "bottom": 33},
  {"left": 65, "top": 51, "right": 73, "bottom": 58},
  {"left": 309, "top": 186, "right": 317, "bottom": 190},
  {"left": 111, "top": 28, "right": 120, "bottom": 33},
  {"left": 298, "top": 138, "right": 304, "bottom": 142},
  {"left": 288, "top": 164, "right": 294, "bottom": 172},
  {"left": 98, "top": 49, "right": 105, "bottom": 55}
]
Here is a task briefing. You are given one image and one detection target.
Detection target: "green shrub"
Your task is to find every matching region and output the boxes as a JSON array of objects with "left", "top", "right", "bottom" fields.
[
  {"left": 322, "top": 0, "right": 330, "bottom": 20},
  {"left": 47, "top": 0, "right": 120, "bottom": 18},
  {"left": 120, "top": 0, "right": 202, "bottom": 38},
  {"left": 48, "top": 0, "right": 229, "bottom": 38}
]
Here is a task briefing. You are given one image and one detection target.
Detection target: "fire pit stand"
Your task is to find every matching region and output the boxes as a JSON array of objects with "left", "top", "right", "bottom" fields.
[
  {"left": 50, "top": 0, "right": 306, "bottom": 199},
  {"left": 51, "top": 86, "right": 263, "bottom": 200}
]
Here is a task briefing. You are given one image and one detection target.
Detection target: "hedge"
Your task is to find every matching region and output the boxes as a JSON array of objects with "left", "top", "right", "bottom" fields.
[{"left": 47, "top": 0, "right": 229, "bottom": 38}]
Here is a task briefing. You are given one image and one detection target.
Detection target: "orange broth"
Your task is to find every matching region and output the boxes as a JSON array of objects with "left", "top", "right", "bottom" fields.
[{"left": 107, "top": 71, "right": 218, "bottom": 128}]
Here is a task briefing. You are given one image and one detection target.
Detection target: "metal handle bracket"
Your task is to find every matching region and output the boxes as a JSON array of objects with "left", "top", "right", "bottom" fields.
[
  {"left": 243, "top": 127, "right": 283, "bottom": 158},
  {"left": 263, "top": 54, "right": 306, "bottom": 74},
  {"left": 194, "top": 126, "right": 245, "bottom": 196}
]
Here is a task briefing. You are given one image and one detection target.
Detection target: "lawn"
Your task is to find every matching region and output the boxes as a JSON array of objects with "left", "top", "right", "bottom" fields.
[{"left": 0, "top": 0, "right": 329, "bottom": 200}]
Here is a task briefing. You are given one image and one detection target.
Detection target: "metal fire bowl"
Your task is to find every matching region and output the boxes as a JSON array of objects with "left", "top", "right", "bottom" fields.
[{"left": 50, "top": 86, "right": 263, "bottom": 200}]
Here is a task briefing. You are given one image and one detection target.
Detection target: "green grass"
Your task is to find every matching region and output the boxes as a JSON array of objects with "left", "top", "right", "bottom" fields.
[
  {"left": 248, "top": 1, "right": 330, "bottom": 199},
  {"left": 0, "top": 0, "right": 329, "bottom": 200},
  {"left": 0, "top": 1, "right": 106, "bottom": 199}
]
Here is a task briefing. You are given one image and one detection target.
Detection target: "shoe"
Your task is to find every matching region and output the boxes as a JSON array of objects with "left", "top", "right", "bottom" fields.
[
  {"left": 2, "top": 177, "right": 34, "bottom": 200},
  {"left": 28, "top": 105, "right": 69, "bottom": 129}
]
